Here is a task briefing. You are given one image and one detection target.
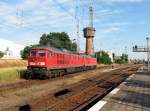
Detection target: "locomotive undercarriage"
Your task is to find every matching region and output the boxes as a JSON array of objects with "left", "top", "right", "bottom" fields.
[{"left": 25, "top": 65, "right": 96, "bottom": 79}]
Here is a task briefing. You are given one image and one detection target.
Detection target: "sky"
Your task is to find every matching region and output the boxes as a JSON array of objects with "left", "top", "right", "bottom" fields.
[{"left": 0, "top": 0, "right": 150, "bottom": 59}]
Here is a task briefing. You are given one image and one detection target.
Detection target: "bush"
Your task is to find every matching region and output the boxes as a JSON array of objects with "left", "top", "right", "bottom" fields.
[
  {"left": 115, "top": 53, "right": 128, "bottom": 64},
  {"left": 0, "top": 51, "right": 4, "bottom": 58},
  {"left": 95, "top": 51, "right": 112, "bottom": 64}
]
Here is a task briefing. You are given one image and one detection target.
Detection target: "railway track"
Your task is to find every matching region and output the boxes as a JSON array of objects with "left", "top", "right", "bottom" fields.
[
  {"left": 0, "top": 65, "right": 118, "bottom": 94},
  {"left": 17, "top": 65, "right": 140, "bottom": 111}
]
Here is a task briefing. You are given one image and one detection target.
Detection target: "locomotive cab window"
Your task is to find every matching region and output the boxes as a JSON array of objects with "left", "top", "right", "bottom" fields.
[
  {"left": 31, "top": 51, "right": 36, "bottom": 56},
  {"left": 38, "top": 51, "right": 46, "bottom": 57}
]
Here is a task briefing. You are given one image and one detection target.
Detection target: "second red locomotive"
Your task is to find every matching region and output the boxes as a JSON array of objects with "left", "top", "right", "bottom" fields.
[{"left": 26, "top": 47, "right": 97, "bottom": 78}]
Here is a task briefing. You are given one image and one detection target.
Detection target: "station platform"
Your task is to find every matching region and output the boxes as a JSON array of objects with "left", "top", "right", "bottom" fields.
[{"left": 88, "top": 67, "right": 150, "bottom": 111}]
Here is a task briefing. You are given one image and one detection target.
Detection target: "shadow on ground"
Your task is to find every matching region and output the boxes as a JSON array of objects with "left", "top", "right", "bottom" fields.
[
  {"left": 125, "top": 79, "right": 150, "bottom": 89},
  {"left": 111, "top": 90, "right": 150, "bottom": 109},
  {"left": 136, "top": 71, "right": 150, "bottom": 76}
]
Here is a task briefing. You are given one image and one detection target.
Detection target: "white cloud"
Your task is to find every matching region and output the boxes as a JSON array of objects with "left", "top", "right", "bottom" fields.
[
  {"left": 101, "top": 27, "right": 121, "bottom": 33},
  {"left": 0, "top": 0, "right": 75, "bottom": 30},
  {"left": 96, "top": 22, "right": 128, "bottom": 36},
  {"left": 95, "top": 9, "right": 121, "bottom": 15},
  {"left": 105, "top": 22, "right": 129, "bottom": 27},
  {"left": 100, "top": 0, "right": 144, "bottom": 3}
]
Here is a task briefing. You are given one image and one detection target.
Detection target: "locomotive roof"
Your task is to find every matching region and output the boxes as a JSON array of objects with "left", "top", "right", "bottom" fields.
[{"left": 32, "top": 46, "right": 94, "bottom": 58}]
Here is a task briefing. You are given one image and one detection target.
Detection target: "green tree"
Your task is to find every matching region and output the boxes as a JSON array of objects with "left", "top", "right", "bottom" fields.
[
  {"left": 115, "top": 59, "right": 122, "bottom": 64},
  {"left": 95, "top": 51, "right": 112, "bottom": 64},
  {"left": 71, "top": 42, "right": 77, "bottom": 51},
  {"left": 114, "top": 53, "right": 128, "bottom": 64},
  {"left": 39, "top": 32, "right": 77, "bottom": 51},
  {"left": 21, "top": 32, "right": 77, "bottom": 59},
  {"left": 21, "top": 45, "right": 38, "bottom": 60},
  {"left": 0, "top": 51, "right": 4, "bottom": 58},
  {"left": 121, "top": 53, "right": 128, "bottom": 64}
]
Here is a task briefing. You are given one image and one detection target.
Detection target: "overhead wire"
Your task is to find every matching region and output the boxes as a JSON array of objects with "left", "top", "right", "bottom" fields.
[
  {"left": 52, "top": 0, "right": 75, "bottom": 19},
  {"left": 0, "top": 0, "right": 86, "bottom": 33},
  {"left": 12, "top": 0, "right": 76, "bottom": 32}
]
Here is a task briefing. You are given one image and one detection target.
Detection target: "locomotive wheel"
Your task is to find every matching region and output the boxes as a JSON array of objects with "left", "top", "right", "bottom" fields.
[
  {"left": 24, "top": 70, "right": 33, "bottom": 79},
  {"left": 60, "top": 70, "right": 64, "bottom": 76},
  {"left": 39, "top": 75, "right": 47, "bottom": 80},
  {"left": 51, "top": 71, "right": 56, "bottom": 78},
  {"left": 49, "top": 73, "right": 53, "bottom": 78},
  {"left": 55, "top": 73, "right": 59, "bottom": 77}
]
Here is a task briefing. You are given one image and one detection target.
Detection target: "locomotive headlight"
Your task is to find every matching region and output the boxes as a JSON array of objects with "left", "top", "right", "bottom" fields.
[
  {"left": 39, "top": 62, "right": 45, "bottom": 65},
  {"left": 29, "top": 62, "right": 35, "bottom": 65},
  {"left": 29, "top": 62, "right": 45, "bottom": 65}
]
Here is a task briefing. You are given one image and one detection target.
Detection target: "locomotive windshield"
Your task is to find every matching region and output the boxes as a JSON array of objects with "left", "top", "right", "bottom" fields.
[
  {"left": 38, "top": 51, "right": 45, "bottom": 57},
  {"left": 31, "top": 51, "right": 36, "bottom": 56},
  {"left": 30, "top": 50, "right": 45, "bottom": 57}
]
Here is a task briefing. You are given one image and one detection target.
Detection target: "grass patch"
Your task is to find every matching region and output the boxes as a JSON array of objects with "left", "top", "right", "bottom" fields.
[
  {"left": 96, "top": 64, "right": 110, "bottom": 68},
  {"left": 96, "top": 63, "right": 121, "bottom": 68},
  {"left": 0, "top": 59, "right": 27, "bottom": 68},
  {"left": 0, "top": 67, "right": 26, "bottom": 81}
]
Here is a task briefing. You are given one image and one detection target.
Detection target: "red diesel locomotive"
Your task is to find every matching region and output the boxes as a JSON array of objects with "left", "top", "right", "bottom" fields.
[{"left": 26, "top": 47, "right": 97, "bottom": 78}]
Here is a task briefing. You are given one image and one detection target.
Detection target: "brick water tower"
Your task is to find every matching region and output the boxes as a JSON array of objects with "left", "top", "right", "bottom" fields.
[
  {"left": 83, "top": 0, "right": 96, "bottom": 55},
  {"left": 83, "top": 27, "right": 95, "bottom": 55}
]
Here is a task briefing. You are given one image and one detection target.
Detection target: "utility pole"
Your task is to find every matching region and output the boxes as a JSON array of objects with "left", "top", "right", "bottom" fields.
[
  {"left": 124, "top": 46, "right": 127, "bottom": 54},
  {"left": 75, "top": 0, "right": 81, "bottom": 53},
  {"left": 146, "top": 37, "right": 149, "bottom": 71},
  {"left": 76, "top": 19, "right": 80, "bottom": 52}
]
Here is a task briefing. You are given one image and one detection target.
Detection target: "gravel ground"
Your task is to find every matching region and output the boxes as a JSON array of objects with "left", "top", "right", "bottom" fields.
[{"left": 0, "top": 65, "right": 132, "bottom": 111}]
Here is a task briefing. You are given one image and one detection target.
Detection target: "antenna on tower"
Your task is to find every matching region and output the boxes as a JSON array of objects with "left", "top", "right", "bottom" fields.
[{"left": 89, "top": 0, "right": 93, "bottom": 28}]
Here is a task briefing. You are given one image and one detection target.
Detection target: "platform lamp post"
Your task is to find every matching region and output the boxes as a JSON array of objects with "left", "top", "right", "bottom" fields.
[{"left": 146, "top": 37, "right": 149, "bottom": 71}]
